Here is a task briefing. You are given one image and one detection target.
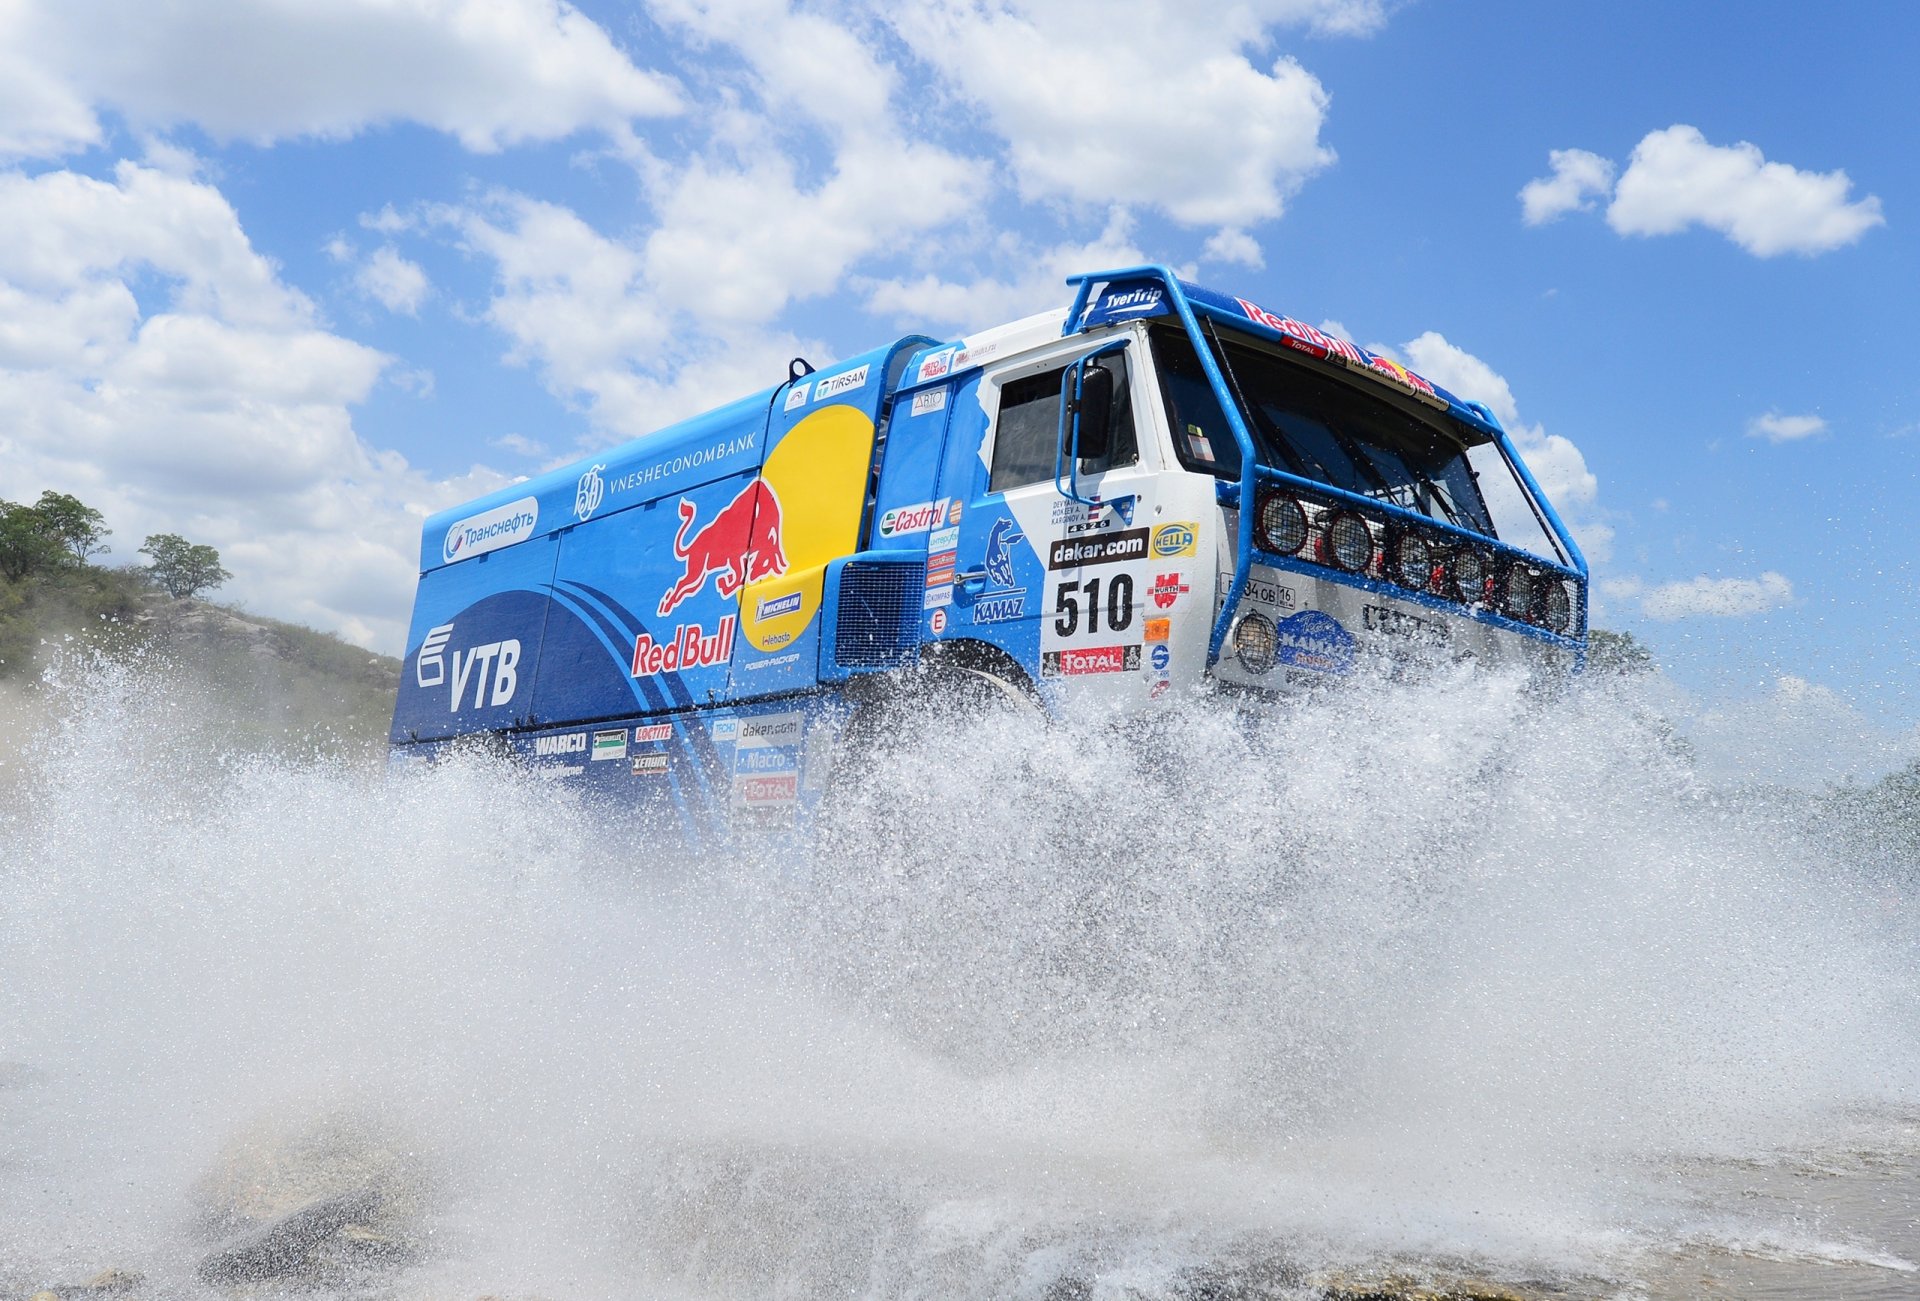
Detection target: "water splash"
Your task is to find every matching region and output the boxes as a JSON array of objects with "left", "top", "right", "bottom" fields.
[{"left": 0, "top": 656, "right": 1914, "bottom": 1297}]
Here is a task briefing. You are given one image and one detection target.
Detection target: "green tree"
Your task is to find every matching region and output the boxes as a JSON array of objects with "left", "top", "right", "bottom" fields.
[
  {"left": 0, "top": 501, "right": 64, "bottom": 582},
  {"left": 1586, "top": 627, "right": 1655, "bottom": 676},
  {"left": 140, "top": 533, "right": 232, "bottom": 599},
  {"left": 32, "top": 490, "right": 110, "bottom": 563}
]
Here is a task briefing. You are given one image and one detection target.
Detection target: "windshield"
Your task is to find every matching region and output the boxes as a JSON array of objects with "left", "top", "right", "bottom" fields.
[{"left": 1150, "top": 324, "right": 1498, "bottom": 538}]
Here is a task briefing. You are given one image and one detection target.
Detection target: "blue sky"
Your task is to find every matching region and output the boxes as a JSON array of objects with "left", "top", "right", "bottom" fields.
[{"left": 0, "top": 0, "right": 1913, "bottom": 776}]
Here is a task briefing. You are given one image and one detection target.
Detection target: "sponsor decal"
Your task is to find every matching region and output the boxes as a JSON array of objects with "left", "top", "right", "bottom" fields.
[
  {"left": 735, "top": 745, "right": 798, "bottom": 774},
  {"left": 631, "top": 616, "right": 736, "bottom": 676},
  {"left": 631, "top": 753, "right": 670, "bottom": 776},
  {"left": 1152, "top": 523, "right": 1198, "bottom": 558},
  {"left": 1048, "top": 528, "right": 1149, "bottom": 570},
  {"left": 1150, "top": 572, "right": 1190, "bottom": 610},
  {"left": 1149, "top": 678, "right": 1171, "bottom": 700},
  {"left": 1085, "top": 284, "right": 1165, "bottom": 324},
  {"left": 911, "top": 388, "right": 946, "bottom": 416},
  {"left": 756, "top": 591, "right": 805, "bottom": 620},
  {"left": 1060, "top": 494, "right": 1137, "bottom": 536},
  {"left": 923, "top": 585, "right": 952, "bottom": 610},
  {"left": 737, "top": 773, "right": 799, "bottom": 807},
  {"left": 971, "top": 592, "right": 1026, "bottom": 625},
  {"left": 608, "top": 433, "right": 757, "bottom": 497},
  {"left": 879, "top": 499, "right": 947, "bottom": 537},
  {"left": 1042, "top": 644, "right": 1143, "bottom": 677},
  {"left": 949, "top": 500, "right": 963, "bottom": 524},
  {"left": 739, "top": 713, "right": 802, "bottom": 745},
  {"left": 591, "top": 729, "right": 627, "bottom": 761},
  {"left": 1363, "top": 604, "right": 1452, "bottom": 644},
  {"left": 1144, "top": 617, "right": 1170, "bottom": 642},
  {"left": 1186, "top": 426, "right": 1215, "bottom": 463},
  {"left": 983, "top": 517, "right": 1023, "bottom": 587},
  {"left": 953, "top": 341, "right": 997, "bottom": 368},
  {"left": 929, "top": 525, "right": 960, "bottom": 553},
  {"left": 442, "top": 497, "right": 539, "bottom": 565},
  {"left": 573, "top": 463, "right": 605, "bottom": 522},
  {"left": 784, "top": 381, "right": 810, "bottom": 411},
  {"left": 633, "top": 723, "right": 674, "bottom": 744},
  {"left": 659, "top": 479, "right": 787, "bottom": 616},
  {"left": 916, "top": 350, "right": 954, "bottom": 383},
  {"left": 1274, "top": 610, "right": 1357, "bottom": 674},
  {"left": 814, "top": 364, "right": 871, "bottom": 401},
  {"left": 533, "top": 732, "right": 587, "bottom": 757},
  {"left": 710, "top": 717, "right": 738, "bottom": 742},
  {"left": 742, "top": 651, "right": 801, "bottom": 671},
  {"left": 416, "top": 623, "right": 454, "bottom": 688},
  {"left": 445, "top": 638, "right": 521, "bottom": 711},
  {"left": 929, "top": 608, "right": 947, "bottom": 635},
  {"left": 760, "top": 631, "right": 792, "bottom": 648},
  {"left": 1235, "top": 297, "right": 1438, "bottom": 399},
  {"left": 1151, "top": 644, "right": 1171, "bottom": 671},
  {"left": 925, "top": 556, "right": 957, "bottom": 587}
]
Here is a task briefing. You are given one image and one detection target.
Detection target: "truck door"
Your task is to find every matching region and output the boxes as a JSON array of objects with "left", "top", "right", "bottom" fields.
[{"left": 929, "top": 346, "right": 1163, "bottom": 693}]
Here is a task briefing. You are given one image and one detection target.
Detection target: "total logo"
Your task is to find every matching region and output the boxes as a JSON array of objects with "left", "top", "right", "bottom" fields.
[
  {"left": 659, "top": 480, "right": 787, "bottom": 617},
  {"left": 574, "top": 463, "right": 606, "bottom": 522},
  {"left": 415, "top": 621, "right": 522, "bottom": 710},
  {"left": 632, "top": 615, "right": 736, "bottom": 677},
  {"left": 879, "top": 499, "right": 948, "bottom": 537}
]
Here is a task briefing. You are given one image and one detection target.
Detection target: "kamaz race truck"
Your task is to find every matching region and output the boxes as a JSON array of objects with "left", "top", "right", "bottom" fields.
[{"left": 392, "top": 266, "right": 1588, "bottom": 832}]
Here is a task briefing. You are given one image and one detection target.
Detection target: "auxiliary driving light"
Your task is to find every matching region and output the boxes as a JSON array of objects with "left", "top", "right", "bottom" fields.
[
  {"left": 1233, "top": 611, "right": 1278, "bottom": 674},
  {"left": 1323, "top": 511, "right": 1373, "bottom": 573},
  {"left": 1502, "top": 566, "right": 1535, "bottom": 621},
  {"left": 1451, "top": 548, "right": 1488, "bottom": 604},
  {"left": 1542, "top": 580, "right": 1574, "bottom": 634},
  {"left": 1257, "top": 493, "right": 1308, "bottom": 555},
  {"left": 1389, "top": 533, "right": 1432, "bottom": 590}
]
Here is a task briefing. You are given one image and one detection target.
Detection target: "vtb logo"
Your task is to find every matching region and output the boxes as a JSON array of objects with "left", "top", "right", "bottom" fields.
[
  {"left": 416, "top": 622, "right": 521, "bottom": 710},
  {"left": 658, "top": 479, "right": 788, "bottom": 616}
]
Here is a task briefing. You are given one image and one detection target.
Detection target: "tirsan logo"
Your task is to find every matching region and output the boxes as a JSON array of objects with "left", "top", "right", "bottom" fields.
[
  {"left": 879, "top": 499, "right": 946, "bottom": 537},
  {"left": 442, "top": 497, "right": 538, "bottom": 565},
  {"left": 1152, "top": 523, "right": 1197, "bottom": 558},
  {"left": 814, "top": 364, "right": 871, "bottom": 401},
  {"left": 631, "top": 615, "right": 736, "bottom": 677},
  {"left": 756, "top": 591, "right": 804, "bottom": 620},
  {"left": 533, "top": 733, "right": 587, "bottom": 757},
  {"left": 574, "top": 464, "right": 606, "bottom": 521},
  {"left": 659, "top": 480, "right": 787, "bottom": 617},
  {"left": 1048, "top": 528, "right": 1148, "bottom": 570}
]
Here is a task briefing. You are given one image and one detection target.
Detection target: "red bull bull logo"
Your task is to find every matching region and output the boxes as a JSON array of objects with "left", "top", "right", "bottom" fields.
[{"left": 658, "top": 479, "right": 788, "bottom": 617}]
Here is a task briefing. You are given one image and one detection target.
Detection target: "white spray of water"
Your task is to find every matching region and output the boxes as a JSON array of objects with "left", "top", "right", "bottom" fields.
[{"left": 0, "top": 657, "right": 1915, "bottom": 1298}]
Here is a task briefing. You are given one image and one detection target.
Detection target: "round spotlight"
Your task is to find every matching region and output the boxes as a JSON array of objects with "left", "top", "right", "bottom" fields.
[
  {"left": 1257, "top": 493, "right": 1308, "bottom": 555},
  {"left": 1232, "top": 611, "right": 1277, "bottom": 674},
  {"left": 1451, "top": 548, "right": 1488, "bottom": 604},
  {"left": 1323, "top": 511, "right": 1373, "bottom": 573},
  {"left": 1389, "top": 533, "right": 1432, "bottom": 590},
  {"left": 1542, "top": 580, "right": 1574, "bottom": 634},
  {"left": 1502, "top": 566, "right": 1535, "bottom": 621}
]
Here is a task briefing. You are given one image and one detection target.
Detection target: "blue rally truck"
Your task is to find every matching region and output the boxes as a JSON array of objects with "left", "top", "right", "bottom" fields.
[{"left": 392, "top": 266, "right": 1588, "bottom": 832}]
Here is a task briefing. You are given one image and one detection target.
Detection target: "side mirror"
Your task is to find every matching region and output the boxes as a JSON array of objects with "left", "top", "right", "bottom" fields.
[{"left": 1070, "top": 363, "right": 1114, "bottom": 462}]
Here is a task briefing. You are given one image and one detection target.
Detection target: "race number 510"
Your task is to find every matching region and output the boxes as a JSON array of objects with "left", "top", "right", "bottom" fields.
[{"left": 1053, "top": 574, "right": 1135, "bottom": 636}]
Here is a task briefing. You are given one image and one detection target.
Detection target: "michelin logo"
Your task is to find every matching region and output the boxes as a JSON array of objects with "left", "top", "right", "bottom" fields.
[
  {"left": 443, "top": 497, "right": 539, "bottom": 565},
  {"left": 756, "top": 592, "right": 805, "bottom": 620}
]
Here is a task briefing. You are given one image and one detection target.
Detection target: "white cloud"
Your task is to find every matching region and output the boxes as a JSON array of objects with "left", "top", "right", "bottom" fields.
[
  {"left": 1519, "top": 148, "right": 1616, "bottom": 225},
  {"left": 1636, "top": 572, "right": 1793, "bottom": 621},
  {"left": 1607, "top": 125, "right": 1884, "bottom": 257},
  {"left": 0, "top": 162, "right": 504, "bottom": 652},
  {"left": 885, "top": 0, "right": 1339, "bottom": 229},
  {"left": 0, "top": 0, "right": 681, "bottom": 162},
  {"left": 1202, "top": 227, "right": 1265, "bottom": 269},
  {"left": 1399, "top": 331, "right": 1611, "bottom": 563},
  {"left": 1746, "top": 410, "right": 1827, "bottom": 444},
  {"left": 356, "top": 246, "right": 430, "bottom": 315}
]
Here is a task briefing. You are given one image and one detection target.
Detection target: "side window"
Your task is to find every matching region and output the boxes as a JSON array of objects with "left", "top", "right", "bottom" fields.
[
  {"left": 988, "top": 357, "right": 1141, "bottom": 494},
  {"left": 989, "top": 367, "right": 1065, "bottom": 493}
]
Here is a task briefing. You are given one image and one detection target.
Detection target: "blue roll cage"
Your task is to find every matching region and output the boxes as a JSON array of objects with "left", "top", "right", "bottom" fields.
[{"left": 1061, "top": 266, "right": 1590, "bottom": 668}]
